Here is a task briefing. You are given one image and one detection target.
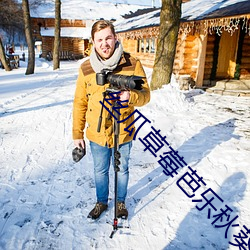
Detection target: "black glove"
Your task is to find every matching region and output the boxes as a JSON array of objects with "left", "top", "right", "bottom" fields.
[{"left": 72, "top": 146, "right": 86, "bottom": 162}]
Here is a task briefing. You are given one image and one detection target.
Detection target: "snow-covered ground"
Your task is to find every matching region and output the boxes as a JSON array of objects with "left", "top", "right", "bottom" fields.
[{"left": 0, "top": 49, "right": 250, "bottom": 250}]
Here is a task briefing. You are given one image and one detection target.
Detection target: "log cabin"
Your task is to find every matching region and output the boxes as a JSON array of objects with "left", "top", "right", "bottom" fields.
[
  {"left": 30, "top": 1, "right": 152, "bottom": 61},
  {"left": 31, "top": 18, "right": 92, "bottom": 60},
  {"left": 115, "top": 0, "right": 250, "bottom": 91}
]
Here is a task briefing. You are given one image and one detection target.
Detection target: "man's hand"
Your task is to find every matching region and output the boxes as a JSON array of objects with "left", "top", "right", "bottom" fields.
[
  {"left": 72, "top": 139, "right": 86, "bottom": 162},
  {"left": 74, "top": 139, "right": 85, "bottom": 149},
  {"left": 118, "top": 91, "right": 130, "bottom": 102}
]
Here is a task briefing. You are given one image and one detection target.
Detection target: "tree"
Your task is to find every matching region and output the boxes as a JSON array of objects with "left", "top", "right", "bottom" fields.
[
  {"left": 0, "top": 0, "right": 24, "bottom": 43},
  {"left": 151, "top": 0, "right": 182, "bottom": 90},
  {"left": 53, "top": 0, "right": 61, "bottom": 70},
  {"left": 22, "top": 0, "right": 35, "bottom": 75},
  {"left": 0, "top": 37, "right": 11, "bottom": 71},
  {"left": 0, "top": 0, "right": 23, "bottom": 71}
]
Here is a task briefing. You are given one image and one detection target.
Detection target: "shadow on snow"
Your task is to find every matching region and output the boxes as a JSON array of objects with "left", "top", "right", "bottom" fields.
[{"left": 127, "top": 118, "right": 243, "bottom": 248}]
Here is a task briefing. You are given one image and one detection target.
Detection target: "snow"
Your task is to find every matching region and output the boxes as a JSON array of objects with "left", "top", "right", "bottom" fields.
[
  {"left": 40, "top": 27, "right": 92, "bottom": 39},
  {"left": 0, "top": 49, "right": 250, "bottom": 249},
  {"left": 30, "top": 0, "right": 152, "bottom": 20},
  {"left": 115, "top": 9, "right": 160, "bottom": 32},
  {"left": 31, "top": 0, "right": 249, "bottom": 22},
  {"left": 182, "top": 0, "right": 249, "bottom": 21},
  {"left": 93, "top": 0, "right": 161, "bottom": 7},
  {"left": 114, "top": 0, "right": 249, "bottom": 32}
]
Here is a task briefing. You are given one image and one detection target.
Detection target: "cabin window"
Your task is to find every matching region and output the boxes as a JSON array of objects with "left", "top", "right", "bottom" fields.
[
  {"left": 137, "top": 39, "right": 143, "bottom": 53},
  {"left": 150, "top": 38, "right": 155, "bottom": 53},
  {"left": 137, "top": 38, "right": 156, "bottom": 54}
]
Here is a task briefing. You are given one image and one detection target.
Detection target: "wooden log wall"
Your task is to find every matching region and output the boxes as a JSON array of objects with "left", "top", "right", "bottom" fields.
[
  {"left": 72, "top": 38, "right": 88, "bottom": 55},
  {"left": 120, "top": 38, "right": 156, "bottom": 68},
  {"left": 120, "top": 31, "right": 200, "bottom": 77},
  {"left": 41, "top": 37, "right": 86, "bottom": 58},
  {"left": 32, "top": 18, "right": 86, "bottom": 29},
  {"left": 61, "top": 38, "right": 74, "bottom": 52},
  {"left": 41, "top": 37, "right": 53, "bottom": 58},
  {"left": 203, "top": 33, "right": 216, "bottom": 82},
  {"left": 184, "top": 35, "right": 198, "bottom": 79},
  {"left": 173, "top": 34, "right": 199, "bottom": 80},
  {"left": 121, "top": 39, "right": 137, "bottom": 54},
  {"left": 173, "top": 34, "right": 185, "bottom": 75}
]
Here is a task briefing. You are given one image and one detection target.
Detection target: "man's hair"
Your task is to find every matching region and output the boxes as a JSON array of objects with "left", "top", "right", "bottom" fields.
[{"left": 91, "top": 20, "right": 116, "bottom": 40}]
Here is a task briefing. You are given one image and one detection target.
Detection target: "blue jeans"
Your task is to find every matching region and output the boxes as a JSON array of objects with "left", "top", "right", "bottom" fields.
[{"left": 90, "top": 140, "right": 132, "bottom": 205}]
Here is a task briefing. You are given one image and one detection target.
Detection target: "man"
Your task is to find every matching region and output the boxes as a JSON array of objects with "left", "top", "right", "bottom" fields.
[{"left": 72, "top": 20, "right": 150, "bottom": 220}]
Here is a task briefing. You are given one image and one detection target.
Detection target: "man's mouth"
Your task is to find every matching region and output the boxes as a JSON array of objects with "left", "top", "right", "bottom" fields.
[{"left": 102, "top": 48, "right": 110, "bottom": 54}]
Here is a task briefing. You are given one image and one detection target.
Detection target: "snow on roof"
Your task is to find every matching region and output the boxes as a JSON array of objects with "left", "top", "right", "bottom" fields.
[
  {"left": 30, "top": 0, "right": 151, "bottom": 20},
  {"left": 182, "top": 0, "right": 250, "bottom": 21},
  {"left": 114, "top": 8, "right": 160, "bottom": 32},
  {"left": 40, "top": 27, "right": 92, "bottom": 39},
  {"left": 115, "top": 0, "right": 250, "bottom": 32}
]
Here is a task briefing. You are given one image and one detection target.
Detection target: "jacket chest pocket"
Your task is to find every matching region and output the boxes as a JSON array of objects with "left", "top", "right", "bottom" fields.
[{"left": 120, "top": 108, "right": 134, "bottom": 122}]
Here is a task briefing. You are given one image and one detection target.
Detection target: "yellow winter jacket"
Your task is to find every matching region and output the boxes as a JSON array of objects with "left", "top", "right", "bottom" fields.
[{"left": 72, "top": 52, "right": 150, "bottom": 148}]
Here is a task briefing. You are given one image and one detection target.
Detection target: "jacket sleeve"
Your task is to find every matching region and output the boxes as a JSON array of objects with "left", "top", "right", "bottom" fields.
[
  {"left": 72, "top": 68, "right": 88, "bottom": 140},
  {"left": 128, "top": 59, "right": 150, "bottom": 107}
]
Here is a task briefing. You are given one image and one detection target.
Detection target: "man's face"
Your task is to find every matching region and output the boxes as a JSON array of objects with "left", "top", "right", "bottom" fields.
[{"left": 93, "top": 27, "right": 117, "bottom": 60}]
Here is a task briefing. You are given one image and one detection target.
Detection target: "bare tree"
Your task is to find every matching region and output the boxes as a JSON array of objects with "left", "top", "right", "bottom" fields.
[
  {"left": 0, "top": 37, "right": 11, "bottom": 71},
  {"left": 53, "top": 0, "right": 61, "bottom": 70},
  {"left": 0, "top": 0, "right": 23, "bottom": 71},
  {"left": 151, "top": 0, "right": 182, "bottom": 90},
  {"left": 22, "top": 0, "right": 35, "bottom": 75},
  {"left": 0, "top": 0, "right": 24, "bottom": 37}
]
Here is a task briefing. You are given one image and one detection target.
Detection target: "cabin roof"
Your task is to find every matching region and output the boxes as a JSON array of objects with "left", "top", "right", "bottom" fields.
[
  {"left": 115, "top": 0, "right": 250, "bottom": 32},
  {"left": 115, "top": 8, "right": 160, "bottom": 33},
  {"left": 182, "top": 0, "right": 250, "bottom": 21}
]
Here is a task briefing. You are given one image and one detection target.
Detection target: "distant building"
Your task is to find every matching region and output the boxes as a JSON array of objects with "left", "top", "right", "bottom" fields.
[
  {"left": 30, "top": 1, "right": 151, "bottom": 60},
  {"left": 31, "top": 18, "right": 92, "bottom": 60}
]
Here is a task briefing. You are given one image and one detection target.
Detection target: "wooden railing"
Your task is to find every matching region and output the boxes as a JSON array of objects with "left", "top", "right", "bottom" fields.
[{"left": 46, "top": 51, "right": 83, "bottom": 61}]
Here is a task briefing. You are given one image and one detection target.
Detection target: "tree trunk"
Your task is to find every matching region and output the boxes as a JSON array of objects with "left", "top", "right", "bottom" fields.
[
  {"left": 22, "top": 0, "right": 35, "bottom": 75},
  {"left": 151, "top": 0, "right": 182, "bottom": 90},
  {"left": 53, "top": 0, "right": 61, "bottom": 70},
  {"left": 0, "top": 37, "right": 11, "bottom": 71}
]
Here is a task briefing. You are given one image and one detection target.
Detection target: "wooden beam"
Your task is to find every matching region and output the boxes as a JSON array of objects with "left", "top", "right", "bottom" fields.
[{"left": 195, "top": 33, "right": 207, "bottom": 87}]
